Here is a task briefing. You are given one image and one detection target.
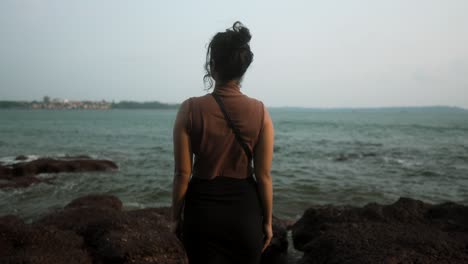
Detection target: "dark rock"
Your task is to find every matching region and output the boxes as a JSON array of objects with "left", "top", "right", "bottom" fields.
[
  {"left": 15, "top": 155, "right": 28, "bottom": 160},
  {"left": 65, "top": 194, "right": 123, "bottom": 210},
  {"left": 0, "top": 215, "right": 24, "bottom": 226},
  {"left": 2, "top": 192, "right": 301, "bottom": 263},
  {"left": 426, "top": 201, "right": 468, "bottom": 232},
  {"left": 91, "top": 208, "right": 187, "bottom": 264},
  {"left": 37, "top": 194, "right": 188, "bottom": 264},
  {"left": 0, "top": 165, "right": 12, "bottom": 179},
  {"left": 0, "top": 156, "right": 118, "bottom": 189},
  {"left": 281, "top": 218, "right": 297, "bottom": 230},
  {"left": 261, "top": 216, "right": 289, "bottom": 264},
  {"left": 0, "top": 213, "right": 92, "bottom": 264},
  {"left": 292, "top": 197, "right": 468, "bottom": 264},
  {"left": 0, "top": 175, "right": 56, "bottom": 189},
  {"left": 10, "top": 157, "right": 118, "bottom": 177}
]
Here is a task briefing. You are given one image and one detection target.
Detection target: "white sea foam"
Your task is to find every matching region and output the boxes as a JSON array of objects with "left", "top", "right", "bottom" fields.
[
  {"left": 0, "top": 156, "right": 17, "bottom": 165},
  {"left": 0, "top": 154, "right": 43, "bottom": 165},
  {"left": 123, "top": 202, "right": 148, "bottom": 210},
  {"left": 382, "top": 156, "right": 421, "bottom": 167},
  {"left": 0, "top": 154, "right": 102, "bottom": 166}
]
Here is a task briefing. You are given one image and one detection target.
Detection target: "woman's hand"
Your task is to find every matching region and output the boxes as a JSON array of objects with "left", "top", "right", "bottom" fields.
[
  {"left": 170, "top": 219, "right": 179, "bottom": 233},
  {"left": 172, "top": 99, "right": 192, "bottom": 242},
  {"left": 262, "top": 222, "right": 273, "bottom": 252},
  {"left": 170, "top": 219, "right": 183, "bottom": 241}
]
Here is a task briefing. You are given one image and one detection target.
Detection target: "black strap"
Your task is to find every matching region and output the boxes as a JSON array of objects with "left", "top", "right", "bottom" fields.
[{"left": 211, "top": 93, "right": 253, "bottom": 163}]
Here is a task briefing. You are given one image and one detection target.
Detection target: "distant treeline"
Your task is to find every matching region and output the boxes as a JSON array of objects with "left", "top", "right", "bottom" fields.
[
  {"left": 0, "top": 100, "right": 179, "bottom": 110},
  {"left": 1, "top": 100, "right": 466, "bottom": 112},
  {"left": 0, "top": 101, "right": 33, "bottom": 109},
  {"left": 111, "top": 101, "right": 179, "bottom": 109}
]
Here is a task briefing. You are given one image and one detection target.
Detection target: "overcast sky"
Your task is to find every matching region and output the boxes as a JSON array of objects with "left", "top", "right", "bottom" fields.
[{"left": 0, "top": 0, "right": 467, "bottom": 108}]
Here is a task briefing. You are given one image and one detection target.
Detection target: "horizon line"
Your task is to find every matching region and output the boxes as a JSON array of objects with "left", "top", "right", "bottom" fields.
[{"left": 1, "top": 99, "right": 467, "bottom": 111}]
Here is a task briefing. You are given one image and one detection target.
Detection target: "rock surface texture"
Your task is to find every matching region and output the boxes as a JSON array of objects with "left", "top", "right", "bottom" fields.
[
  {"left": 0, "top": 194, "right": 290, "bottom": 264},
  {"left": 1, "top": 194, "right": 188, "bottom": 264},
  {"left": 292, "top": 197, "right": 468, "bottom": 264}
]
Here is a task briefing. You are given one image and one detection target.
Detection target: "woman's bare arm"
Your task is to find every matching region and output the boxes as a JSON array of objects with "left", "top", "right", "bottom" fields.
[
  {"left": 171, "top": 100, "right": 192, "bottom": 222},
  {"left": 254, "top": 105, "right": 274, "bottom": 251}
]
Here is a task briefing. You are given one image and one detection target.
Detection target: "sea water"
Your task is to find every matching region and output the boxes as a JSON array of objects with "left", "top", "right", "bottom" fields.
[{"left": 0, "top": 109, "right": 467, "bottom": 220}]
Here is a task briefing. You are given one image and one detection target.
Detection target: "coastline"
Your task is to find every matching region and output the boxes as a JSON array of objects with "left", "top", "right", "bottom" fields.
[
  {"left": 2, "top": 157, "right": 468, "bottom": 263},
  {"left": 0, "top": 100, "right": 179, "bottom": 110},
  {"left": 1, "top": 193, "right": 467, "bottom": 264},
  {"left": 1, "top": 157, "right": 467, "bottom": 263}
]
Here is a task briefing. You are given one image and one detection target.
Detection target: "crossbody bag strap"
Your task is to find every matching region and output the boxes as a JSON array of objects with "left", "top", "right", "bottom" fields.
[{"left": 211, "top": 93, "right": 253, "bottom": 162}]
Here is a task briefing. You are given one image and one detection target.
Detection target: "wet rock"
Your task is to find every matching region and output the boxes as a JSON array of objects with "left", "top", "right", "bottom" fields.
[
  {"left": 9, "top": 157, "right": 118, "bottom": 177},
  {"left": 292, "top": 197, "right": 468, "bottom": 264},
  {"left": 65, "top": 194, "right": 123, "bottom": 210},
  {"left": 281, "top": 218, "right": 297, "bottom": 230},
  {"left": 261, "top": 216, "right": 289, "bottom": 264},
  {"left": 15, "top": 155, "right": 28, "bottom": 160},
  {"left": 0, "top": 156, "right": 118, "bottom": 189},
  {"left": 0, "top": 165, "right": 12, "bottom": 180}
]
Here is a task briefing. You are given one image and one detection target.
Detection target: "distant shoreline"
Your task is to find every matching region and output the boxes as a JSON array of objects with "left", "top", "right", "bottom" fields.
[
  {"left": 268, "top": 106, "right": 468, "bottom": 112},
  {"left": 0, "top": 100, "right": 179, "bottom": 110},
  {"left": 0, "top": 100, "right": 466, "bottom": 112}
]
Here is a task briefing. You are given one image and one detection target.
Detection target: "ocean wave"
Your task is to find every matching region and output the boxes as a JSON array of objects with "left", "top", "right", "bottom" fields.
[
  {"left": 388, "top": 123, "right": 468, "bottom": 133},
  {"left": 0, "top": 154, "right": 103, "bottom": 166},
  {"left": 312, "top": 139, "right": 383, "bottom": 147},
  {"left": 0, "top": 155, "right": 40, "bottom": 165},
  {"left": 123, "top": 201, "right": 150, "bottom": 210},
  {"left": 333, "top": 152, "right": 379, "bottom": 162},
  {"left": 381, "top": 156, "right": 421, "bottom": 167}
]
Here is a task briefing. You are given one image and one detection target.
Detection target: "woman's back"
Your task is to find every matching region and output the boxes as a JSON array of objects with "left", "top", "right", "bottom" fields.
[
  {"left": 171, "top": 21, "right": 273, "bottom": 264},
  {"left": 188, "top": 83, "right": 265, "bottom": 179}
]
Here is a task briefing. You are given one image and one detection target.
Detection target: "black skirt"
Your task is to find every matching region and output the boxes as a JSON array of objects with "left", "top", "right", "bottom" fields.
[{"left": 182, "top": 176, "right": 264, "bottom": 264}]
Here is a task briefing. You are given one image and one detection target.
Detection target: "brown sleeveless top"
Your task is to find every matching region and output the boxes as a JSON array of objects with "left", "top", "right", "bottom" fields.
[{"left": 186, "top": 84, "right": 265, "bottom": 179}]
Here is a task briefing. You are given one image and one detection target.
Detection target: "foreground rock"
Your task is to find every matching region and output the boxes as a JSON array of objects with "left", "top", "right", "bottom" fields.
[
  {"left": 261, "top": 216, "right": 289, "bottom": 264},
  {"left": 292, "top": 197, "right": 468, "bottom": 264},
  {"left": 1, "top": 194, "right": 188, "bottom": 264},
  {"left": 0, "top": 155, "right": 118, "bottom": 189},
  {"left": 0, "top": 215, "right": 92, "bottom": 264},
  {"left": 0, "top": 194, "right": 289, "bottom": 264}
]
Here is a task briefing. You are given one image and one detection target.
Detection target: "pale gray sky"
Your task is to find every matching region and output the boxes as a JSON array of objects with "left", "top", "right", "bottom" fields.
[{"left": 0, "top": 0, "right": 467, "bottom": 108}]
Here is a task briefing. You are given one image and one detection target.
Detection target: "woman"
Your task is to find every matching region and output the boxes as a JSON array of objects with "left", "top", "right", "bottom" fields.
[{"left": 171, "top": 21, "right": 274, "bottom": 264}]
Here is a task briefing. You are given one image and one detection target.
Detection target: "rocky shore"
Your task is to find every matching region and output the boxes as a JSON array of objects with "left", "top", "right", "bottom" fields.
[
  {"left": 292, "top": 197, "right": 468, "bottom": 264},
  {"left": 1, "top": 156, "right": 467, "bottom": 263},
  {"left": 1, "top": 194, "right": 467, "bottom": 263},
  {"left": 0, "top": 194, "right": 290, "bottom": 264},
  {"left": 0, "top": 194, "right": 187, "bottom": 264}
]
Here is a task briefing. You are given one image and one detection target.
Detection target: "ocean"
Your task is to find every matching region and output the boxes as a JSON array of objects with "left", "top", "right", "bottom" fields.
[{"left": 1, "top": 109, "right": 467, "bottom": 221}]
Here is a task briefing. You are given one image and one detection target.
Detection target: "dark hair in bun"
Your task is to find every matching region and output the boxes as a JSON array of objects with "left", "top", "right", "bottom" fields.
[{"left": 203, "top": 21, "right": 254, "bottom": 89}]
